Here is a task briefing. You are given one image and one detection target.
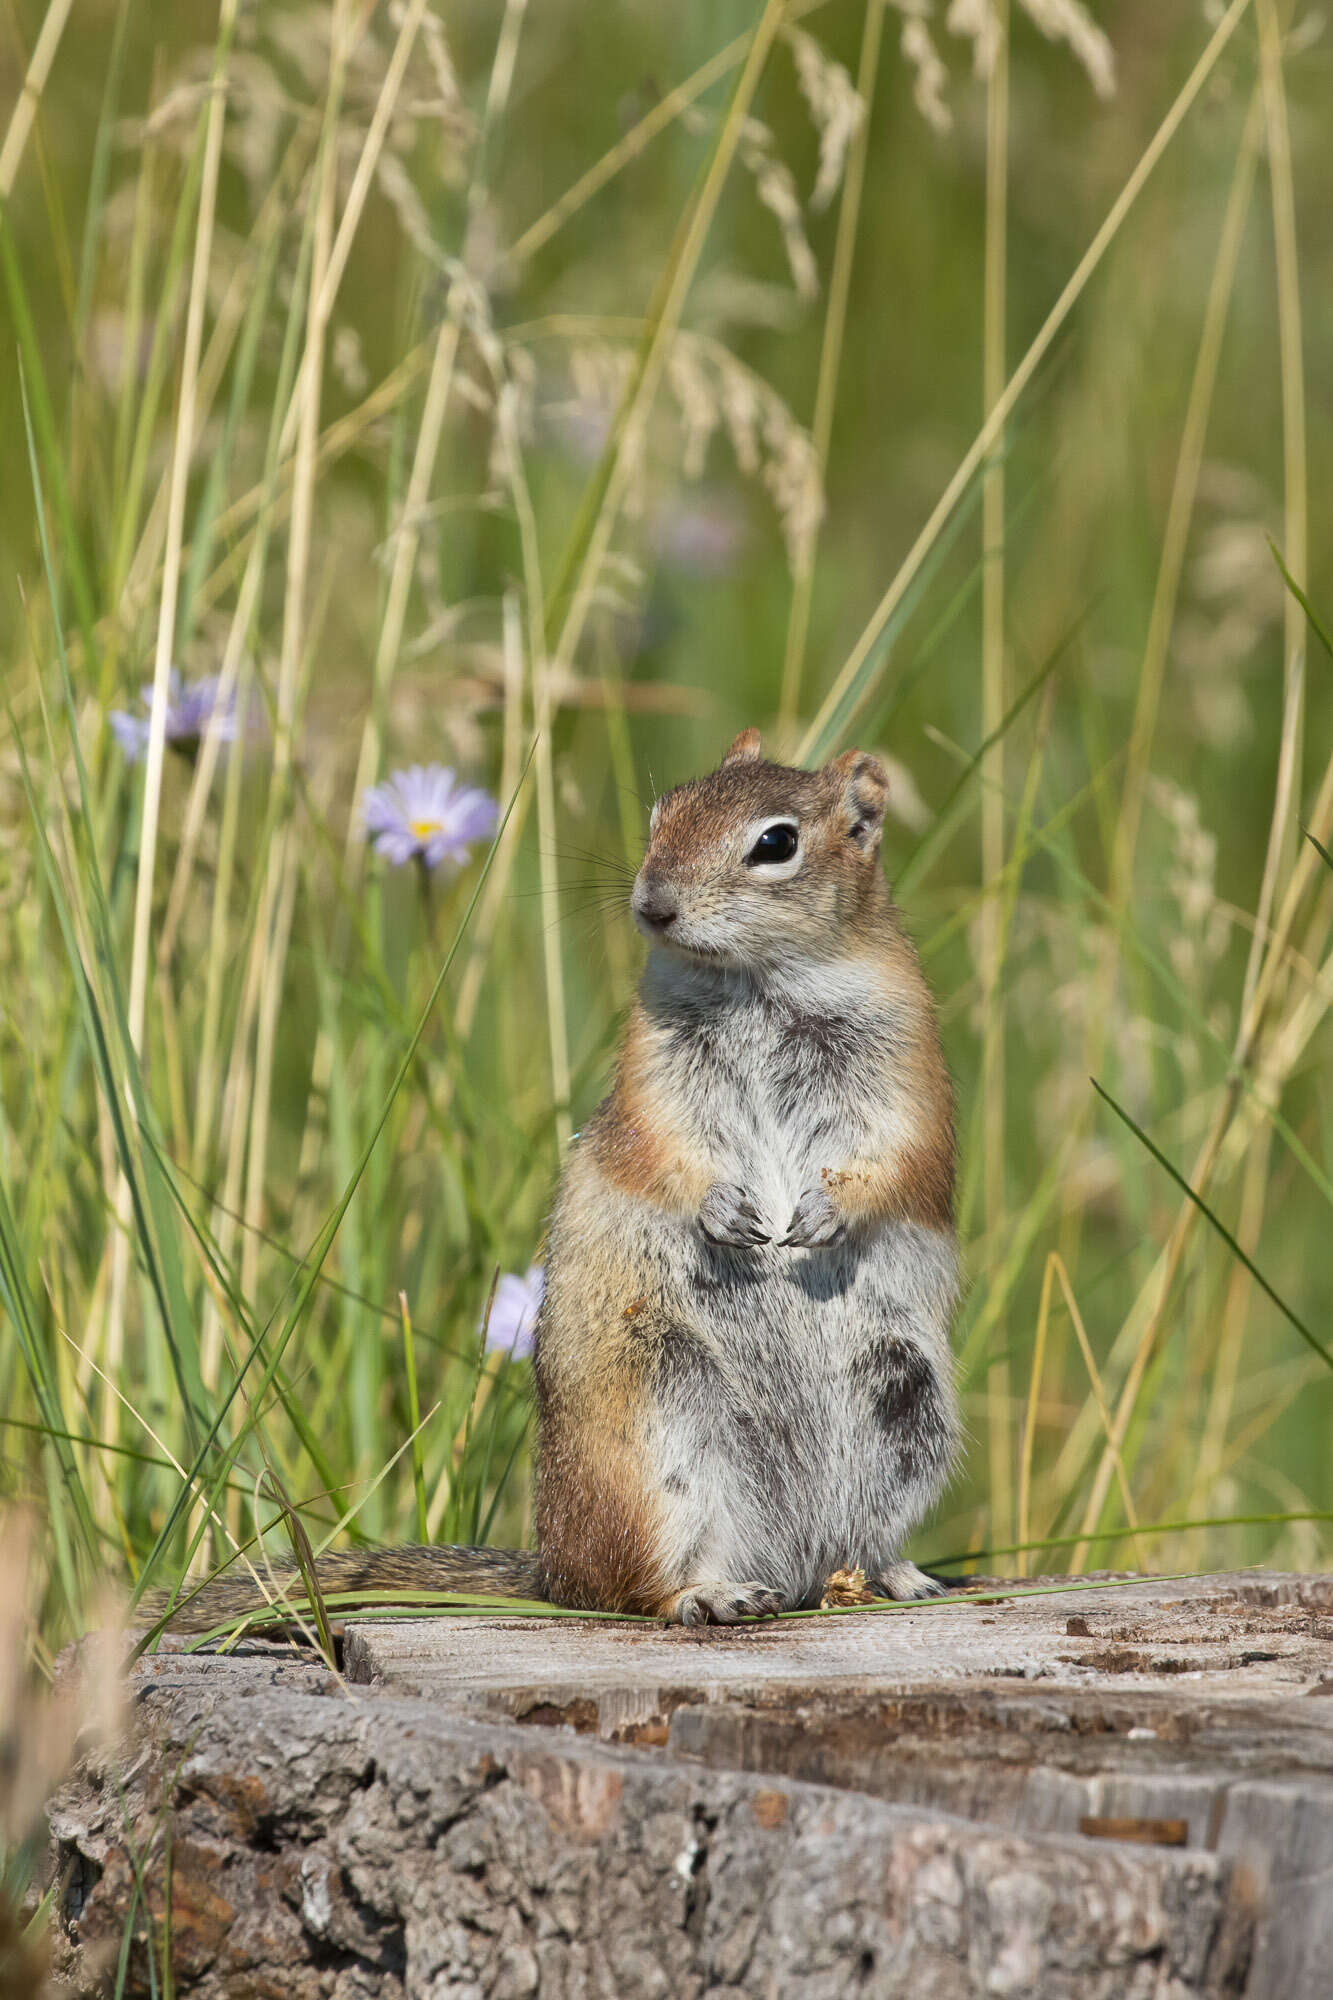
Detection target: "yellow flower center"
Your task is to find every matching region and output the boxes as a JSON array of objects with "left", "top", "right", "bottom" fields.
[{"left": 410, "top": 818, "right": 442, "bottom": 842}]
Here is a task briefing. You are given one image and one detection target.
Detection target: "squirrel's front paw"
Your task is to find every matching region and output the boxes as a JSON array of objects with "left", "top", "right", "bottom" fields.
[
  {"left": 699, "top": 1182, "right": 770, "bottom": 1247},
  {"left": 782, "top": 1184, "right": 846, "bottom": 1248}
]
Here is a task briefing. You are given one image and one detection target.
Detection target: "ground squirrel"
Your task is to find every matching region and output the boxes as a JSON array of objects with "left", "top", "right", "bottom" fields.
[{"left": 155, "top": 732, "right": 960, "bottom": 1632}]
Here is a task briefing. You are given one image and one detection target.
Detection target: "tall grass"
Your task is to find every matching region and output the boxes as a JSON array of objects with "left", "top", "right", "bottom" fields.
[{"left": 0, "top": 0, "right": 1330, "bottom": 1714}]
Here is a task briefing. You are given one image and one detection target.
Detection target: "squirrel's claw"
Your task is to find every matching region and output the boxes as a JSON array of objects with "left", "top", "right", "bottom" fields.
[
  {"left": 699, "top": 1182, "right": 771, "bottom": 1247},
  {"left": 867, "top": 1559, "right": 947, "bottom": 1602},
  {"left": 782, "top": 1185, "right": 846, "bottom": 1248},
  {"left": 671, "top": 1580, "right": 785, "bottom": 1625}
]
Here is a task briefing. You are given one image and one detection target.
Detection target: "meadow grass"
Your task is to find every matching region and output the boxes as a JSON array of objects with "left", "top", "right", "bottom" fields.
[{"left": 0, "top": 0, "right": 1330, "bottom": 1866}]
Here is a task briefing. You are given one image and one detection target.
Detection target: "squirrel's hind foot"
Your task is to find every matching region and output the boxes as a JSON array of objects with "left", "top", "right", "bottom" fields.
[
  {"left": 668, "top": 1581, "right": 785, "bottom": 1626},
  {"left": 868, "top": 1560, "right": 947, "bottom": 1602}
]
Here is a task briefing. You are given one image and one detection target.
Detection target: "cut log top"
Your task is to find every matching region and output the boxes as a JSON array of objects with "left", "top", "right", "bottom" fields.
[
  {"left": 47, "top": 1570, "right": 1333, "bottom": 1999},
  {"left": 341, "top": 1566, "right": 1333, "bottom": 1707}
]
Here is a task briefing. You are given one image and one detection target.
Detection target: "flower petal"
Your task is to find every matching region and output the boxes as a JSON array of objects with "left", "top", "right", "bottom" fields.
[
  {"left": 373, "top": 828, "right": 419, "bottom": 866},
  {"left": 109, "top": 711, "right": 149, "bottom": 760},
  {"left": 483, "top": 1267, "right": 544, "bottom": 1358},
  {"left": 449, "top": 789, "right": 500, "bottom": 844},
  {"left": 362, "top": 785, "right": 404, "bottom": 835},
  {"left": 422, "top": 831, "right": 460, "bottom": 870}
]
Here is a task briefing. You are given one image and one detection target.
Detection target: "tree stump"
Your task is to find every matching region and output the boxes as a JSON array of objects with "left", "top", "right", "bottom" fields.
[{"left": 47, "top": 1570, "right": 1333, "bottom": 1996}]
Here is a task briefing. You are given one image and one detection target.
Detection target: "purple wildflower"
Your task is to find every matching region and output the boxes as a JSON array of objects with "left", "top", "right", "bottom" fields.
[
  {"left": 362, "top": 765, "right": 499, "bottom": 870},
  {"left": 483, "top": 1266, "right": 543, "bottom": 1360},
  {"left": 109, "top": 670, "right": 239, "bottom": 763}
]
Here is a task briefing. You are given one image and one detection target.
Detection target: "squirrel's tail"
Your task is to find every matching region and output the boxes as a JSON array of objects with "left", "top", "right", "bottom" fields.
[{"left": 140, "top": 1545, "right": 544, "bottom": 1634}]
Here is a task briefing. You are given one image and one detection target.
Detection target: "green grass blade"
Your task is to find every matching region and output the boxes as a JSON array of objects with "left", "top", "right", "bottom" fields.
[
  {"left": 1269, "top": 541, "right": 1333, "bottom": 659},
  {"left": 926, "top": 1508, "right": 1333, "bottom": 1569},
  {"left": 0, "top": 214, "right": 98, "bottom": 651},
  {"left": 19, "top": 372, "right": 210, "bottom": 1443},
  {"left": 1092, "top": 1078, "right": 1333, "bottom": 1373},
  {"left": 894, "top": 605, "right": 1090, "bottom": 899},
  {"left": 0, "top": 1172, "right": 98, "bottom": 1566},
  {"left": 131, "top": 751, "right": 535, "bottom": 1602},
  {"left": 802, "top": 476, "right": 986, "bottom": 765},
  {"left": 1305, "top": 827, "right": 1333, "bottom": 873}
]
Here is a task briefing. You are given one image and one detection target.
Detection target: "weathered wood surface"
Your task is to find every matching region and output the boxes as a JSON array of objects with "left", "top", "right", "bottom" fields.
[{"left": 47, "top": 1570, "right": 1333, "bottom": 1997}]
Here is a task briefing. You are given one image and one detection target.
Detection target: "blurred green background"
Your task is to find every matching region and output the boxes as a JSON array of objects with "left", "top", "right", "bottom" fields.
[{"left": 1, "top": 0, "right": 1330, "bottom": 1655}]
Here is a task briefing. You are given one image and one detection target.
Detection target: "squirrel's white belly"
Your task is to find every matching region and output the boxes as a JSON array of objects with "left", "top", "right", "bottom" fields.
[
  {"left": 711, "top": 1049, "right": 849, "bottom": 1238},
  {"left": 610, "top": 996, "right": 957, "bottom": 1603},
  {"left": 731, "top": 1101, "right": 809, "bottom": 1236},
  {"left": 648, "top": 1217, "right": 958, "bottom": 1605}
]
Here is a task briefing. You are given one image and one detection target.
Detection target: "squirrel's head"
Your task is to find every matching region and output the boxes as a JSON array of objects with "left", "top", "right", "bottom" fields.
[{"left": 631, "top": 729, "right": 892, "bottom": 970}]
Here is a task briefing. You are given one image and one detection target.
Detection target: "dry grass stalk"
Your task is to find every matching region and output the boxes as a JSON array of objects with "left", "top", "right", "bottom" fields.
[
  {"left": 980, "top": 0, "right": 1012, "bottom": 1556},
  {"left": 0, "top": 0, "right": 75, "bottom": 200},
  {"left": 1241, "top": 0, "right": 1308, "bottom": 1015},
  {"left": 796, "top": 0, "right": 1254, "bottom": 762},
  {"left": 778, "top": 0, "right": 884, "bottom": 734}
]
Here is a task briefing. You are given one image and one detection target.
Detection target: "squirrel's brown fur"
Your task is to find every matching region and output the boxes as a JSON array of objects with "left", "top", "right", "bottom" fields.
[{"left": 151, "top": 732, "right": 959, "bottom": 1633}]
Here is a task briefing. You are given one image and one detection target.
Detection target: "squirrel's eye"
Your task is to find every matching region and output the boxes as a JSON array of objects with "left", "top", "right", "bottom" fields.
[{"left": 746, "top": 823, "right": 799, "bottom": 867}]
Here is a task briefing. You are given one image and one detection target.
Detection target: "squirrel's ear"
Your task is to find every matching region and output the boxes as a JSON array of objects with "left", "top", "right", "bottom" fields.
[
  {"left": 828, "top": 749, "right": 888, "bottom": 854},
  {"left": 722, "top": 727, "right": 763, "bottom": 766}
]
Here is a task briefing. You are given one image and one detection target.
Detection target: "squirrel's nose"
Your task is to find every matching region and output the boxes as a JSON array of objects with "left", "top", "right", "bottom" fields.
[{"left": 633, "top": 880, "right": 679, "bottom": 932}]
